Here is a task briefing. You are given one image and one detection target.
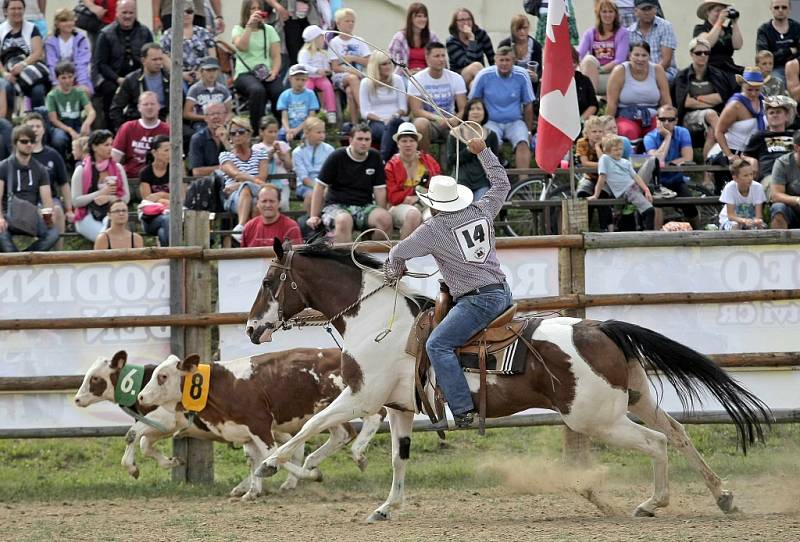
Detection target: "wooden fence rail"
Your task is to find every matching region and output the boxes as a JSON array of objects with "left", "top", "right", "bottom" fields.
[
  {"left": 2, "top": 409, "right": 798, "bottom": 440},
  {"left": 3, "top": 352, "right": 797, "bottom": 394}
]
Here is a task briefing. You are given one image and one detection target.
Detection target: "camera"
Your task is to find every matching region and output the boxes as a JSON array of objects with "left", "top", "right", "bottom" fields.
[{"left": 727, "top": 7, "right": 740, "bottom": 21}]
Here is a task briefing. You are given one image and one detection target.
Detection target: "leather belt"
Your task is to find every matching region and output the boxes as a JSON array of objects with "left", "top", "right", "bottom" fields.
[{"left": 461, "top": 282, "right": 506, "bottom": 297}]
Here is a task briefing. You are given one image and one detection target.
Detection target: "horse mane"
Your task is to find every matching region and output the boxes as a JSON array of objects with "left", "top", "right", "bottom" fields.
[
  {"left": 295, "top": 242, "right": 434, "bottom": 312},
  {"left": 295, "top": 243, "right": 383, "bottom": 270}
]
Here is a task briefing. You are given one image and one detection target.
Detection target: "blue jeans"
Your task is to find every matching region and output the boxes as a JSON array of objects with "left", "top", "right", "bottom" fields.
[
  {"left": 0, "top": 215, "right": 59, "bottom": 252},
  {"left": 0, "top": 117, "right": 11, "bottom": 160},
  {"left": 141, "top": 214, "right": 170, "bottom": 246},
  {"left": 368, "top": 117, "right": 405, "bottom": 162},
  {"left": 49, "top": 126, "right": 75, "bottom": 159},
  {"left": 426, "top": 282, "right": 513, "bottom": 415},
  {"left": 2, "top": 77, "right": 47, "bottom": 109}
]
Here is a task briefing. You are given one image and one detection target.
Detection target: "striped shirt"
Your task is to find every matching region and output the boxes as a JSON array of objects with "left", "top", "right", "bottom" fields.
[
  {"left": 387, "top": 148, "right": 510, "bottom": 299},
  {"left": 218, "top": 147, "right": 268, "bottom": 187}
]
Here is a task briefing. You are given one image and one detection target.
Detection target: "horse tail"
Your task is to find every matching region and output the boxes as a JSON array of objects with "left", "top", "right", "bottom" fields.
[{"left": 597, "top": 320, "right": 772, "bottom": 454}]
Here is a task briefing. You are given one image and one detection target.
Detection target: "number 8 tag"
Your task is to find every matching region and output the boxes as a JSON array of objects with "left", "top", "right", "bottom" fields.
[
  {"left": 114, "top": 364, "right": 145, "bottom": 407},
  {"left": 182, "top": 364, "right": 211, "bottom": 411}
]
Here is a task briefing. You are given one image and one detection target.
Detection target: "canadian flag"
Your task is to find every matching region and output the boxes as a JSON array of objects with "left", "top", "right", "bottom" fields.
[{"left": 535, "top": 0, "right": 581, "bottom": 173}]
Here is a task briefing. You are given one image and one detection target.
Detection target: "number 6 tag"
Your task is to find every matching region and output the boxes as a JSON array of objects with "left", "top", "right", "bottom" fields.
[
  {"left": 114, "top": 364, "right": 145, "bottom": 407},
  {"left": 182, "top": 364, "right": 211, "bottom": 411}
]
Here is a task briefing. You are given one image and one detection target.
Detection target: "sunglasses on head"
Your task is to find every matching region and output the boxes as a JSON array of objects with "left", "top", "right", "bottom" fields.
[
  {"left": 229, "top": 128, "right": 249, "bottom": 136},
  {"left": 658, "top": 117, "right": 676, "bottom": 123}
]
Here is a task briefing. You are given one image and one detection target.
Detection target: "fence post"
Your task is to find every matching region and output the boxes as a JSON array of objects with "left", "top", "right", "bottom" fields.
[
  {"left": 559, "top": 199, "right": 591, "bottom": 465},
  {"left": 171, "top": 211, "right": 214, "bottom": 483}
]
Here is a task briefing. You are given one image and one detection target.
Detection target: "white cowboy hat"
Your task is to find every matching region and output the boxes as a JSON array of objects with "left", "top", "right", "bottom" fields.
[
  {"left": 416, "top": 175, "right": 473, "bottom": 212},
  {"left": 392, "top": 121, "right": 421, "bottom": 142}
]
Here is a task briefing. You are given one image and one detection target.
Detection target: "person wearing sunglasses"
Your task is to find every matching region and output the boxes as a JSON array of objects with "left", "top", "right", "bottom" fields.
[
  {"left": 756, "top": 0, "right": 800, "bottom": 82},
  {"left": 642, "top": 105, "right": 701, "bottom": 227},
  {"left": 0, "top": 125, "right": 59, "bottom": 252},
  {"left": 693, "top": 1, "right": 743, "bottom": 76},
  {"left": 218, "top": 116, "right": 268, "bottom": 243},
  {"left": 152, "top": 0, "right": 216, "bottom": 32},
  {"left": 159, "top": 4, "right": 217, "bottom": 90},
  {"left": 671, "top": 37, "right": 737, "bottom": 163}
]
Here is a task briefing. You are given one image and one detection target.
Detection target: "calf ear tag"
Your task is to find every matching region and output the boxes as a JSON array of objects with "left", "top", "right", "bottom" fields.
[
  {"left": 182, "top": 364, "right": 211, "bottom": 411},
  {"left": 114, "top": 364, "right": 145, "bottom": 407}
]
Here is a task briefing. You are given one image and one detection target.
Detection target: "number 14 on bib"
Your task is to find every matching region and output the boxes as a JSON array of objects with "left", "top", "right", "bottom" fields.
[{"left": 454, "top": 218, "right": 490, "bottom": 263}]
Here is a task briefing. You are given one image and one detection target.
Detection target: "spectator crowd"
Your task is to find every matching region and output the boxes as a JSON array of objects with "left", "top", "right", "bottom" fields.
[{"left": 3, "top": 0, "right": 800, "bottom": 252}]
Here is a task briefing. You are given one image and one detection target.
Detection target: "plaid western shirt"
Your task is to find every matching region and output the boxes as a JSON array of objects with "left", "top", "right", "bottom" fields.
[
  {"left": 387, "top": 148, "right": 510, "bottom": 299},
  {"left": 628, "top": 16, "right": 677, "bottom": 78}
]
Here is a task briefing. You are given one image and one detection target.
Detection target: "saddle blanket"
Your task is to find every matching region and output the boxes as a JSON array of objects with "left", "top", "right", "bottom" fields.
[{"left": 458, "top": 318, "right": 539, "bottom": 375}]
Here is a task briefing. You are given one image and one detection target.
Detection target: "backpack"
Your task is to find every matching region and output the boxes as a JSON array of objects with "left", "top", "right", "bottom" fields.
[{"left": 184, "top": 172, "right": 224, "bottom": 212}]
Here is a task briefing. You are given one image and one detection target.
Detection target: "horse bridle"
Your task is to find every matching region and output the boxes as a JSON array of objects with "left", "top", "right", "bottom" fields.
[
  {"left": 265, "top": 250, "right": 391, "bottom": 341},
  {"left": 266, "top": 250, "right": 313, "bottom": 332}
]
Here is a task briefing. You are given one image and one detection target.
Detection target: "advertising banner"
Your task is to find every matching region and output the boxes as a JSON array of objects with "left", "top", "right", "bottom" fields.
[
  {"left": 0, "top": 261, "right": 172, "bottom": 430},
  {"left": 585, "top": 245, "right": 800, "bottom": 410}
]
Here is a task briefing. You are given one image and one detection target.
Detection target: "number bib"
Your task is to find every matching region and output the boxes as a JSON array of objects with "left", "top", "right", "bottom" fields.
[
  {"left": 182, "top": 364, "right": 211, "bottom": 411},
  {"left": 454, "top": 218, "right": 490, "bottom": 263},
  {"left": 114, "top": 364, "right": 145, "bottom": 407}
]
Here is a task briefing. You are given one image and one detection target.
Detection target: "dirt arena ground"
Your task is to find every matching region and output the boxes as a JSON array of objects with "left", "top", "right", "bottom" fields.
[{"left": 3, "top": 474, "right": 797, "bottom": 541}]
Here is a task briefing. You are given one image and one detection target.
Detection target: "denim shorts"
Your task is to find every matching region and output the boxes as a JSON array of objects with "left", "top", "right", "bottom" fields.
[{"left": 224, "top": 181, "right": 261, "bottom": 215}]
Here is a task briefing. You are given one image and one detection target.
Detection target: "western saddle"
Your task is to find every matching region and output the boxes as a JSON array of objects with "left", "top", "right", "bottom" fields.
[{"left": 409, "top": 282, "right": 528, "bottom": 435}]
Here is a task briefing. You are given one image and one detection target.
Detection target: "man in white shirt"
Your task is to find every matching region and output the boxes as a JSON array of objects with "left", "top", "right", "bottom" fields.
[{"left": 408, "top": 42, "right": 467, "bottom": 153}]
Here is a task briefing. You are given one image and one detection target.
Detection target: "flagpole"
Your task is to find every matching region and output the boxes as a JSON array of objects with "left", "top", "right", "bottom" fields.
[{"left": 568, "top": 148, "right": 576, "bottom": 199}]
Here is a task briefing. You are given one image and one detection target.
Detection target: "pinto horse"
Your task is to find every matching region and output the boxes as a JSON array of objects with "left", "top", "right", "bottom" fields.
[{"left": 245, "top": 241, "right": 771, "bottom": 521}]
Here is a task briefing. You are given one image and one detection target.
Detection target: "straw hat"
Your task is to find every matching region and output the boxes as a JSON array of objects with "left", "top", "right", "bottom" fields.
[
  {"left": 392, "top": 122, "right": 421, "bottom": 142},
  {"left": 696, "top": 0, "right": 730, "bottom": 20},
  {"left": 416, "top": 175, "right": 473, "bottom": 212},
  {"left": 764, "top": 94, "right": 798, "bottom": 125},
  {"left": 735, "top": 67, "right": 765, "bottom": 87}
]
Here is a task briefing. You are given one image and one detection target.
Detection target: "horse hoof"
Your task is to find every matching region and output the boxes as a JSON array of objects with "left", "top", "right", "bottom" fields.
[
  {"left": 128, "top": 467, "right": 140, "bottom": 480},
  {"left": 366, "top": 510, "right": 390, "bottom": 523},
  {"left": 633, "top": 506, "right": 655, "bottom": 518},
  {"left": 240, "top": 491, "right": 259, "bottom": 501},
  {"left": 230, "top": 487, "right": 247, "bottom": 498},
  {"left": 356, "top": 455, "right": 368, "bottom": 472},
  {"left": 717, "top": 492, "right": 738, "bottom": 514},
  {"left": 309, "top": 467, "right": 323, "bottom": 482},
  {"left": 254, "top": 461, "right": 278, "bottom": 478}
]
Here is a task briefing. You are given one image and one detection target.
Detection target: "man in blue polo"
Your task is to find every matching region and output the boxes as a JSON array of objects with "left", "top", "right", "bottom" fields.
[
  {"left": 468, "top": 46, "right": 535, "bottom": 170},
  {"left": 643, "top": 104, "right": 699, "bottom": 227}
]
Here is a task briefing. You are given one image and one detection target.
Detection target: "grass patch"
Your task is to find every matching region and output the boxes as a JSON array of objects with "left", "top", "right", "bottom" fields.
[{"left": 0, "top": 423, "right": 797, "bottom": 503}]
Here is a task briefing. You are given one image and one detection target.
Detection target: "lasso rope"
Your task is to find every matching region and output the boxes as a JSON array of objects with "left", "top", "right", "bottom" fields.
[
  {"left": 351, "top": 229, "right": 437, "bottom": 342},
  {"left": 323, "top": 30, "right": 485, "bottom": 181}
]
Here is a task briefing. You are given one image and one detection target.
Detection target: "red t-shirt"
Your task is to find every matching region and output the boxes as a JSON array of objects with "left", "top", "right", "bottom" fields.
[
  {"left": 100, "top": 0, "right": 117, "bottom": 24},
  {"left": 408, "top": 47, "right": 427, "bottom": 71},
  {"left": 113, "top": 119, "right": 170, "bottom": 178},
  {"left": 241, "top": 214, "right": 303, "bottom": 248}
]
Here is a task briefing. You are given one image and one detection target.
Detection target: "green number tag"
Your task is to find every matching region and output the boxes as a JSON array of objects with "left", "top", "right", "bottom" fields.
[{"left": 114, "top": 364, "right": 145, "bottom": 407}]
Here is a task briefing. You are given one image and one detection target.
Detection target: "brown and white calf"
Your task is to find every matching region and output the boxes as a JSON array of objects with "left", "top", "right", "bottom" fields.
[
  {"left": 74, "top": 350, "right": 258, "bottom": 496},
  {"left": 137, "top": 348, "right": 383, "bottom": 500}
]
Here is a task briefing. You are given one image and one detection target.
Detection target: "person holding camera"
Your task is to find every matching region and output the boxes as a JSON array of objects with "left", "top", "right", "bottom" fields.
[
  {"left": 693, "top": 1, "right": 743, "bottom": 75},
  {"left": 757, "top": 0, "right": 800, "bottom": 82},
  {"left": 233, "top": 0, "right": 284, "bottom": 134}
]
